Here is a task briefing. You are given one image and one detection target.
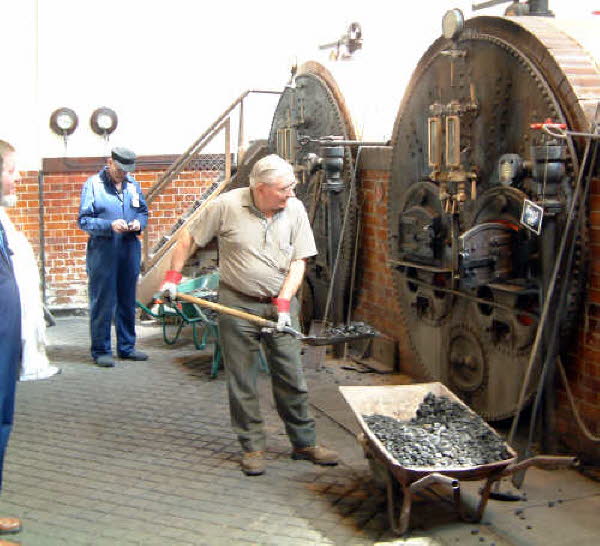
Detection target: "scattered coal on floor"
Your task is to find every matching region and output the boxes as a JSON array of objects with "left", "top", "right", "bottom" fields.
[{"left": 363, "top": 392, "right": 512, "bottom": 467}]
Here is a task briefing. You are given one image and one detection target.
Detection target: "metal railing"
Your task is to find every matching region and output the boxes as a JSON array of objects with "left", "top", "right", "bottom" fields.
[{"left": 141, "top": 89, "right": 281, "bottom": 267}]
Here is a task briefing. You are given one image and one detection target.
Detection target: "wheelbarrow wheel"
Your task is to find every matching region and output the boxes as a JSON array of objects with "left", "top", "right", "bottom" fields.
[{"left": 163, "top": 315, "right": 185, "bottom": 345}]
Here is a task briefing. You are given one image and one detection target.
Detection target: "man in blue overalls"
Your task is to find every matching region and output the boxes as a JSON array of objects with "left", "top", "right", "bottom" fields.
[
  {"left": 0, "top": 139, "right": 24, "bottom": 538},
  {"left": 78, "top": 147, "right": 149, "bottom": 367}
]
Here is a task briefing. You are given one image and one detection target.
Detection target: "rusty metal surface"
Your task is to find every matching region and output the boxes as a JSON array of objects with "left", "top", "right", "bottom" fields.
[
  {"left": 225, "top": 140, "right": 269, "bottom": 191},
  {"left": 386, "top": 16, "right": 599, "bottom": 420},
  {"left": 268, "top": 62, "right": 357, "bottom": 328}
]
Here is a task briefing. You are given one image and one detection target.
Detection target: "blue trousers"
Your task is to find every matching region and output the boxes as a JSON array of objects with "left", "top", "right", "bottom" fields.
[
  {"left": 0, "top": 260, "right": 21, "bottom": 491},
  {"left": 87, "top": 234, "right": 140, "bottom": 359}
]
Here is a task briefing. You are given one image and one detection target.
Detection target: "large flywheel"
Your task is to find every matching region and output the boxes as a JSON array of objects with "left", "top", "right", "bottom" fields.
[
  {"left": 387, "top": 15, "right": 597, "bottom": 420},
  {"left": 269, "top": 62, "right": 357, "bottom": 327}
]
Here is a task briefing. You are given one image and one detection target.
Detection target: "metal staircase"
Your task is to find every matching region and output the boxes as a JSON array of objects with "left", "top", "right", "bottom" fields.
[{"left": 136, "top": 90, "right": 279, "bottom": 305}]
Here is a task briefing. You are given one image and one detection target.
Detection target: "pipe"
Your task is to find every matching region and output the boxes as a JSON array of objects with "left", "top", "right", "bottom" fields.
[
  {"left": 529, "top": 0, "right": 553, "bottom": 16},
  {"left": 38, "top": 170, "right": 46, "bottom": 304},
  {"left": 540, "top": 201, "right": 558, "bottom": 452},
  {"left": 300, "top": 137, "right": 390, "bottom": 147}
]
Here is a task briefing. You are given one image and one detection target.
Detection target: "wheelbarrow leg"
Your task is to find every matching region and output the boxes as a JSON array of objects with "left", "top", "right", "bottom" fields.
[
  {"left": 408, "top": 473, "right": 461, "bottom": 531},
  {"left": 399, "top": 483, "right": 413, "bottom": 536},
  {"left": 192, "top": 322, "right": 208, "bottom": 351},
  {"left": 385, "top": 468, "right": 412, "bottom": 536},
  {"left": 468, "top": 475, "right": 498, "bottom": 523},
  {"left": 210, "top": 327, "right": 222, "bottom": 379}
]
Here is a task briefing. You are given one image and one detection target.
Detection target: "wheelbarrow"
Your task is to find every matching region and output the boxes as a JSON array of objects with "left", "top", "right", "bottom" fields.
[
  {"left": 137, "top": 272, "right": 270, "bottom": 378},
  {"left": 339, "top": 382, "right": 577, "bottom": 535},
  {"left": 136, "top": 272, "right": 223, "bottom": 377}
]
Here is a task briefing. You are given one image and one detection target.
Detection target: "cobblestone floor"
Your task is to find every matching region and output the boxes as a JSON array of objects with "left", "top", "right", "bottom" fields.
[{"left": 0, "top": 316, "right": 598, "bottom": 545}]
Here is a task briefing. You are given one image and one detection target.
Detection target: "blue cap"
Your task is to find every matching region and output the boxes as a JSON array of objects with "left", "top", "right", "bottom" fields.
[{"left": 111, "top": 147, "right": 136, "bottom": 172}]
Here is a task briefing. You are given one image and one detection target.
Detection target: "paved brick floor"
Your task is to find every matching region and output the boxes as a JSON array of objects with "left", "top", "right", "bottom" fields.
[{"left": 0, "top": 316, "right": 599, "bottom": 545}]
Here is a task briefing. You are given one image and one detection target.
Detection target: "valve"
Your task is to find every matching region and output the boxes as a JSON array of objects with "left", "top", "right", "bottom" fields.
[
  {"left": 530, "top": 118, "right": 567, "bottom": 130},
  {"left": 498, "top": 154, "right": 524, "bottom": 186},
  {"left": 321, "top": 145, "right": 345, "bottom": 192}
]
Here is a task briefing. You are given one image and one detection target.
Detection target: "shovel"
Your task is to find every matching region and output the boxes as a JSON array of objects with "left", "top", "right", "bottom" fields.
[{"left": 175, "top": 293, "right": 377, "bottom": 346}]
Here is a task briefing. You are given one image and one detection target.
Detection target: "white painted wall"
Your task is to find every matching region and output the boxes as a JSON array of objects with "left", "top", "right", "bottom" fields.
[{"left": 2, "top": 0, "right": 598, "bottom": 170}]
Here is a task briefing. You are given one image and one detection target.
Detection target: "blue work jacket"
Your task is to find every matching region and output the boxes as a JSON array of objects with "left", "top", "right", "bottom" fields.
[{"left": 78, "top": 167, "right": 148, "bottom": 237}]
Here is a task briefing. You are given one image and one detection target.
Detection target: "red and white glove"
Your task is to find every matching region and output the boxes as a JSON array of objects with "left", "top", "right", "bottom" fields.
[
  {"left": 273, "top": 298, "right": 292, "bottom": 331},
  {"left": 160, "top": 270, "right": 183, "bottom": 299}
]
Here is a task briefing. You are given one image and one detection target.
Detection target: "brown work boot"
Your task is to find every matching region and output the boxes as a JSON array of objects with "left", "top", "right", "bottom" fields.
[
  {"left": 241, "top": 451, "right": 266, "bottom": 476},
  {"left": 0, "top": 517, "right": 21, "bottom": 535},
  {"left": 292, "top": 445, "right": 339, "bottom": 465}
]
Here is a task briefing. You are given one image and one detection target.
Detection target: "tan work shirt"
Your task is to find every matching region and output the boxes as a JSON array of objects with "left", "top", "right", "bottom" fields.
[{"left": 188, "top": 188, "right": 317, "bottom": 297}]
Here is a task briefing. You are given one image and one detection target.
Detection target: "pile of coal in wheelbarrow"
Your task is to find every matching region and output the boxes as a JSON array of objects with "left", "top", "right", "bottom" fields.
[{"left": 363, "top": 392, "right": 512, "bottom": 467}]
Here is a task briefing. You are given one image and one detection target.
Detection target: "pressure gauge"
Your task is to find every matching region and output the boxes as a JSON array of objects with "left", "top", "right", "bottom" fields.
[{"left": 442, "top": 9, "right": 464, "bottom": 40}]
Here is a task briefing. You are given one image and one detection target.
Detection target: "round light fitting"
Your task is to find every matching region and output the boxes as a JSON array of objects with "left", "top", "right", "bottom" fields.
[
  {"left": 49, "top": 107, "right": 79, "bottom": 136},
  {"left": 90, "top": 107, "right": 118, "bottom": 136}
]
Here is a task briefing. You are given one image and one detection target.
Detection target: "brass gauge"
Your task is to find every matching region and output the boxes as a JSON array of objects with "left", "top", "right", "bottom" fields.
[{"left": 442, "top": 9, "right": 464, "bottom": 40}]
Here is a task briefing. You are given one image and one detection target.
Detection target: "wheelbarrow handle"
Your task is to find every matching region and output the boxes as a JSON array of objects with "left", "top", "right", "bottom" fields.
[
  {"left": 501, "top": 455, "right": 578, "bottom": 478},
  {"left": 175, "top": 293, "right": 305, "bottom": 339}
]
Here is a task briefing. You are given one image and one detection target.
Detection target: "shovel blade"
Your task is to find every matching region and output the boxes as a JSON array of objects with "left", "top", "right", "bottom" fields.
[
  {"left": 301, "top": 331, "right": 378, "bottom": 346},
  {"left": 280, "top": 325, "right": 378, "bottom": 346}
]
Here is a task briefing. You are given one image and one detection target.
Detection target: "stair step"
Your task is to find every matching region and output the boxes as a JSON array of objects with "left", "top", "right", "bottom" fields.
[{"left": 149, "top": 177, "right": 224, "bottom": 257}]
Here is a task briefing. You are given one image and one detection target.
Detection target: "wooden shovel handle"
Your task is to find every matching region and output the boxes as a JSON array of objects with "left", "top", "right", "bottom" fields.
[{"left": 176, "top": 293, "right": 277, "bottom": 328}]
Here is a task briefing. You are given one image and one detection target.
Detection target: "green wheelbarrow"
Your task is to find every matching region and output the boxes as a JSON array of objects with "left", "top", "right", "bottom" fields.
[
  {"left": 137, "top": 272, "right": 268, "bottom": 378},
  {"left": 137, "top": 272, "right": 223, "bottom": 378}
]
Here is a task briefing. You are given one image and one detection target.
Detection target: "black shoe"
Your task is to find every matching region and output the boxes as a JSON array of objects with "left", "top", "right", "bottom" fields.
[
  {"left": 95, "top": 355, "right": 115, "bottom": 368},
  {"left": 119, "top": 350, "right": 148, "bottom": 361}
]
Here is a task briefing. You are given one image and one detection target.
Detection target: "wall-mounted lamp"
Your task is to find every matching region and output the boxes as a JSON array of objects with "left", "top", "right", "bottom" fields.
[
  {"left": 49, "top": 107, "right": 79, "bottom": 145},
  {"left": 90, "top": 107, "right": 118, "bottom": 139},
  {"left": 318, "top": 22, "right": 363, "bottom": 61}
]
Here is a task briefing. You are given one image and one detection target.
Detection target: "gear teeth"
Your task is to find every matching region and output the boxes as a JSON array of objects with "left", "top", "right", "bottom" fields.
[{"left": 386, "top": 17, "right": 596, "bottom": 420}]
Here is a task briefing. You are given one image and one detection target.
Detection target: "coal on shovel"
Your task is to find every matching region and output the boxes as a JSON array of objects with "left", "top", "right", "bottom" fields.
[{"left": 176, "top": 293, "right": 378, "bottom": 346}]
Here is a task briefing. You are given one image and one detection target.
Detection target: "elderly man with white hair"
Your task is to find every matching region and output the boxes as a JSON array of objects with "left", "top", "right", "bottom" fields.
[{"left": 161, "top": 153, "right": 339, "bottom": 476}]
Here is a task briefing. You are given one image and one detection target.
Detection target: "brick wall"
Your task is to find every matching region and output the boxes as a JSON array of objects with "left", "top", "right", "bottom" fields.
[
  {"left": 7, "top": 160, "right": 218, "bottom": 309},
  {"left": 554, "top": 175, "right": 600, "bottom": 462},
  {"left": 6, "top": 171, "right": 41, "bottom": 255},
  {"left": 352, "top": 169, "right": 418, "bottom": 376}
]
